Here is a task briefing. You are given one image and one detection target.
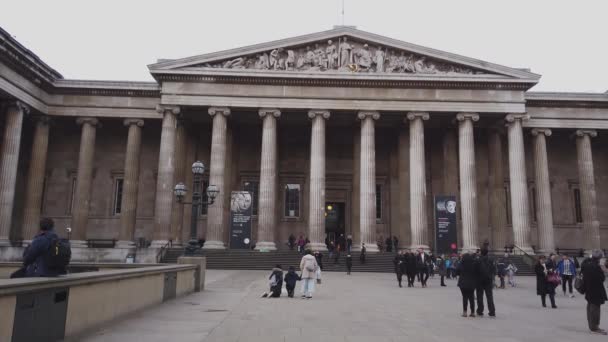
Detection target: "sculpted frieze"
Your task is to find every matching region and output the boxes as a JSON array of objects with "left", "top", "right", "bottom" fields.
[{"left": 199, "top": 36, "right": 485, "bottom": 75}]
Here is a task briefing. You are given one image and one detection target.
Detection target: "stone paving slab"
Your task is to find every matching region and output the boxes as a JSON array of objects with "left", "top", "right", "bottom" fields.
[{"left": 80, "top": 270, "right": 608, "bottom": 342}]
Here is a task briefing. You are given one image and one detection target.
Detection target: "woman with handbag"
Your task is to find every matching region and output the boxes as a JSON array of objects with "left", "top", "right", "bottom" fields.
[{"left": 535, "top": 255, "right": 558, "bottom": 308}]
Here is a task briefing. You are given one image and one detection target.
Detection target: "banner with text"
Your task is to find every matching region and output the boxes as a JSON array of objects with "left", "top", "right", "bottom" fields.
[
  {"left": 434, "top": 195, "right": 458, "bottom": 254},
  {"left": 229, "top": 191, "right": 252, "bottom": 249}
]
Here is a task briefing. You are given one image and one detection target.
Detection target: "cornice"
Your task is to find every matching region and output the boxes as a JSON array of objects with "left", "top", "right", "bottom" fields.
[
  {"left": 526, "top": 91, "right": 608, "bottom": 108},
  {"left": 51, "top": 79, "right": 161, "bottom": 97}
]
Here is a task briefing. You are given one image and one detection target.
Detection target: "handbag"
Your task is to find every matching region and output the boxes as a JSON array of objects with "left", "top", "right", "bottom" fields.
[
  {"left": 547, "top": 273, "right": 561, "bottom": 285},
  {"left": 574, "top": 274, "right": 585, "bottom": 294}
]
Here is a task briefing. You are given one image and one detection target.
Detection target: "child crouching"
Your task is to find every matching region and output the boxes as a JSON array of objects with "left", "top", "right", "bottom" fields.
[{"left": 261, "top": 264, "right": 284, "bottom": 298}]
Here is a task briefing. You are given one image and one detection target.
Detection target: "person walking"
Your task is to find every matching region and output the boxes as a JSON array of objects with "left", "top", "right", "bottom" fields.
[
  {"left": 557, "top": 254, "right": 576, "bottom": 298},
  {"left": 475, "top": 249, "right": 496, "bottom": 317},
  {"left": 406, "top": 251, "right": 418, "bottom": 287},
  {"left": 288, "top": 234, "right": 296, "bottom": 251},
  {"left": 506, "top": 260, "right": 518, "bottom": 287},
  {"left": 314, "top": 251, "right": 324, "bottom": 271},
  {"left": 346, "top": 235, "right": 353, "bottom": 254},
  {"left": 496, "top": 258, "right": 506, "bottom": 289},
  {"left": 582, "top": 249, "right": 608, "bottom": 335},
  {"left": 416, "top": 249, "right": 430, "bottom": 287},
  {"left": 385, "top": 236, "right": 393, "bottom": 253},
  {"left": 360, "top": 243, "right": 366, "bottom": 264},
  {"left": 457, "top": 253, "right": 477, "bottom": 317},
  {"left": 392, "top": 236, "right": 399, "bottom": 252},
  {"left": 346, "top": 254, "right": 353, "bottom": 275},
  {"left": 299, "top": 250, "right": 318, "bottom": 299},
  {"left": 437, "top": 255, "right": 447, "bottom": 287},
  {"left": 393, "top": 251, "right": 404, "bottom": 287},
  {"left": 535, "top": 255, "right": 557, "bottom": 308}
]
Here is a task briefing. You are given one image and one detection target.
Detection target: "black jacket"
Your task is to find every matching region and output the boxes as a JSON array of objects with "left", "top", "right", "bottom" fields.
[
  {"left": 457, "top": 254, "right": 478, "bottom": 290},
  {"left": 406, "top": 254, "right": 418, "bottom": 275},
  {"left": 24, "top": 230, "right": 64, "bottom": 277},
  {"left": 346, "top": 255, "right": 353, "bottom": 268},
  {"left": 582, "top": 258, "right": 608, "bottom": 305},
  {"left": 284, "top": 270, "right": 300, "bottom": 288}
]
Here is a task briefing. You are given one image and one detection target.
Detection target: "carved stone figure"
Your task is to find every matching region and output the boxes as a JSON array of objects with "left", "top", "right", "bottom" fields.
[
  {"left": 386, "top": 50, "right": 399, "bottom": 72},
  {"left": 314, "top": 43, "right": 326, "bottom": 69},
  {"left": 304, "top": 46, "right": 315, "bottom": 69},
  {"left": 255, "top": 53, "right": 270, "bottom": 70},
  {"left": 269, "top": 49, "right": 280, "bottom": 70},
  {"left": 403, "top": 53, "right": 416, "bottom": 73},
  {"left": 374, "top": 46, "right": 385, "bottom": 72},
  {"left": 355, "top": 44, "right": 372, "bottom": 71},
  {"left": 222, "top": 57, "right": 246, "bottom": 69},
  {"left": 326, "top": 40, "right": 337, "bottom": 69},
  {"left": 286, "top": 50, "right": 296, "bottom": 70},
  {"left": 338, "top": 37, "right": 353, "bottom": 67}
]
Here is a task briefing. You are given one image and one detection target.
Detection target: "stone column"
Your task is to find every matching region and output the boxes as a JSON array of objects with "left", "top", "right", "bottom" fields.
[
  {"left": 505, "top": 114, "right": 533, "bottom": 253},
  {"left": 397, "top": 125, "right": 410, "bottom": 248},
  {"left": 203, "top": 107, "right": 231, "bottom": 249},
  {"left": 117, "top": 119, "right": 144, "bottom": 248},
  {"left": 170, "top": 121, "right": 187, "bottom": 245},
  {"left": 351, "top": 129, "right": 361, "bottom": 249},
  {"left": 358, "top": 111, "right": 380, "bottom": 253},
  {"left": 488, "top": 130, "right": 508, "bottom": 250},
  {"left": 456, "top": 113, "right": 480, "bottom": 252},
  {"left": 22, "top": 116, "right": 50, "bottom": 242},
  {"left": 575, "top": 129, "right": 600, "bottom": 252},
  {"left": 255, "top": 108, "right": 281, "bottom": 251},
  {"left": 151, "top": 105, "right": 180, "bottom": 247},
  {"left": 71, "top": 117, "right": 99, "bottom": 246},
  {"left": 443, "top": 129, "right": 461, "bottom": 246},
  {"left": 407, "top": 112, "right": 430, "bottom": 250},
  {"left": 0, "top": 102, "right": 28, "bottom": 245},
  {"left": 531, "top": 129, "right": 555, "bottom": 254},
  {"left": 307, "top": 110, "right": 330, "bottom": 251}
]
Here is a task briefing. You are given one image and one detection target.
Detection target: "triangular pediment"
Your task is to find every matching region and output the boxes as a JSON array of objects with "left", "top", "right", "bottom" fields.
[{"left": 149, "top": 26, "right": 539, "bottom": 82}]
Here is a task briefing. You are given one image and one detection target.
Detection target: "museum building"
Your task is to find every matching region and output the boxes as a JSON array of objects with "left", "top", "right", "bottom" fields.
[{"left": 0, "top": 25, "right": 607, "bottom": 261}]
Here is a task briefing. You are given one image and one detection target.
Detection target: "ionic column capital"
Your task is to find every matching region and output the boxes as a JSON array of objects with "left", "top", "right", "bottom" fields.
[
  {"left": 575, "top": 129, "right": 598, "bottom": 138},
  {"left": 531, "top": 128, "right": 552, "bottom": 137},
  {"left": 456, "top": 112, "right": 479, "bottom": 122},
  {"left": 3, "top": 100, "right": 30, "bottom": 115},
  {"left": 208, "top": 107, "right": 230, "bottom": 117},
  {"left": 505, "top": 114, "right": 530, "bottom": 124},
  {"left": 357, "top": 111, "right": 380, "bottom": 121},
  {"left": 123, "top": 119, "right": 144, "bottom": 127},
  {"left": 76, "top": 117, "right": 99, "bottom": 127},
  {"left": 156, "top": 104, "right": 181, "bottom": 115},
  {"left": 308, "top": 109, "right": 330, "bottom": 120},
  {"left": 259, "top": 108, "right": 281, "bottom": 119},
  {"left": 405, "top": 112, "right": 430, "bottom": 122}
]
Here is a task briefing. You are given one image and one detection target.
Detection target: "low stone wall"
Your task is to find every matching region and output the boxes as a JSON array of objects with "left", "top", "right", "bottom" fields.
[
  {"left": 0, "top": 263, "right": 202, "bottom": 342},
  {"left": 0, "top": 246, "right": 162, "bottom": 263}
]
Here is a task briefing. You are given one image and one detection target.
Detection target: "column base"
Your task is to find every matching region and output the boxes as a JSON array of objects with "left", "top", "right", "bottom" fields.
[
  {"left": 150, "top": 240, "right": 170, "bottom": 248},
  {"left": 537, "top": 248, "right": 555, "bottom": 255},
  {"left": 0, "top": 239, "right": 11, "bottom": 247},
  {"left": 513, "top": 245, "right": 535, "bottom": 255},
  {"left": 306, "top": 242, "right": 328, "bottom": 252},
  {"left": 115, "top": 240, "right": 136, "bottom": 249},
  {"left": 460, "top": 245, "right": 480, "bottom": 254},
  {"left": 409, "top": 244, "right": 431, "bottom": 252},
  {"left": 362, "top": 244, "right": 379, "bottom": 253},
  {"left": 202, "top": 240, "right": 226, "bottom": 250},
  {"left": 69, "top": 240, "right": 88, "bottom": 248},
  {"left": 254, "top": 241, "right": 277, "bottom": 251}
]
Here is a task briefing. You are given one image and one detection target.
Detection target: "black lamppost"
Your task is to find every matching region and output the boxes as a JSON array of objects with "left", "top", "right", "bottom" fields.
[{"left": 174, "top": 161, "right": 219, "bottom": 255}]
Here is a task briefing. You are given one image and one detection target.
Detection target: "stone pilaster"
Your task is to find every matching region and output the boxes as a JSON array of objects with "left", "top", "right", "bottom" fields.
[
  {"left": 575, "top": 129, "right": 600, "bottom": 252},
  {"left": 407, "top": 112, "right": 430, "bottom": 250},
  {"left": 22, "top": 116, "right": 50, "bottom": 242},
  {"left": 488, "top": 130, "right": 508, "bottom": 250},
  {"left": 531, "top": 128, "right": 555, "bottom": 254},
  {"left": 117, "top": 119, "right": 144, "bottom": 248},
  {"left": 151, "top": 105, "right": 180, "bottom": 247},
  {"left": 169, "top": 121, "right": 187, "bottom": 246},
  {"left": 456, "top": 113, "right": 479, "bottom": 252},
  {"left": 255, "top": 108, "right": 281, "bottom": 251},
  {"left": 0, "top": 102, "right": 28, "bottom": 245},
  {"left": 203, "top": 107, "right": 231, "bottom": 249},
  {"left": 71, "top": 117, "right": 99, "bottom": 246},
  {"left": 505, "top": 114, "right": 533, "bottom": 253},
  {"left": 358, "top": 111, "right": 380, "bottom": 253},
  {"left": 307, "top": 109, "right": 330, "bottom": 251}
]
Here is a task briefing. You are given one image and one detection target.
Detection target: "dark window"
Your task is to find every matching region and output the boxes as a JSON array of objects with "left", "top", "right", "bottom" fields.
[
  {"left": 68, "top": 178, "right": 77, "bottom": 215},
  {"left": 200, "top": 179, "right": 209, "bottom": 216},
  {"left": 574, "top": 188, "right": 583, "bottom": 223},
  {"left": 112, "top": 178, "right": 124, "bottom": 216},
  {"left": 243, "top": 181, "right": 259, "bottom": 216},
  {"left": 284, "top": 184, "right": 300, "bottom": 218},
  {"left": 376, "top": 184, "right": 382, "bottom": 220}
]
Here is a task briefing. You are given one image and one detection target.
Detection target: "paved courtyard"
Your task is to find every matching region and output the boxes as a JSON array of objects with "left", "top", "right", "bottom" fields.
[{"left": 80, "top": 269, "right": 607, "bottom": 342}]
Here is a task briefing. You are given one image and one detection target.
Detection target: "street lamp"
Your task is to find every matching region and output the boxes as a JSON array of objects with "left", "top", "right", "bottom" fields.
[{"left": 174, "top": 161, "right": 219, "bottom": 255}]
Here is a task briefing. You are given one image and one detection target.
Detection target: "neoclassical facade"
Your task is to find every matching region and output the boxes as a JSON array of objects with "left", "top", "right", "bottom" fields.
[{"left": 0, "top": 26, "right": 607, "bottom": 260}]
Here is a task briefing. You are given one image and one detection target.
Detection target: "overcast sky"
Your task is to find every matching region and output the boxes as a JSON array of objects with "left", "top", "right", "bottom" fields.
[{"left": 1, "top": 0, "right": 606, "bottom": 92}]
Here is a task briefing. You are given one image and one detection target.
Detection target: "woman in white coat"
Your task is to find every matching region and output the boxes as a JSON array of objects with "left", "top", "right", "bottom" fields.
[{"left": 299, "top": 250, "right": 319, "bottom": 299}]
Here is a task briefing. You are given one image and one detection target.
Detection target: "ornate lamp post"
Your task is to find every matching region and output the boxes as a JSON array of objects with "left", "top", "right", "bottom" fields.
[{"left": 174, "top": 161, "right": 219, "bottom": 255}]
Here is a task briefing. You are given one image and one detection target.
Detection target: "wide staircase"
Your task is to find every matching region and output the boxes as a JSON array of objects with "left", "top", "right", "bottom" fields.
[{"left": 160, "top": 248, "right": 535, "bottom": 275}]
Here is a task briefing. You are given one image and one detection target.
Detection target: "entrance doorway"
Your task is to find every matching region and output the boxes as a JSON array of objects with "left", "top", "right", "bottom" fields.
[{"left": 325, "top": 202, "right": 345, "bottom": 246}]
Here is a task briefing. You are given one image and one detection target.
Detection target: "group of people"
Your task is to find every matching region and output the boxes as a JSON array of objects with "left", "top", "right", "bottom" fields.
[
  {"left": 378, "top": 236, "right": 399, "bottom": 253},
  {"left": 393, "top": 249, "right": 436, "bottom": 288},
  {"left": 456, "top": 249, "right": 497, "bottom": 317},
  {"left": 261, "top": 250, "right": 321, "bottom": 299}
]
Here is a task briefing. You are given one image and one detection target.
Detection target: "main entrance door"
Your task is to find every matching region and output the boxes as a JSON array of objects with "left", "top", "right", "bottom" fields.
[{"left": 325, "top": 202, "right": 345, "bottom": 244}]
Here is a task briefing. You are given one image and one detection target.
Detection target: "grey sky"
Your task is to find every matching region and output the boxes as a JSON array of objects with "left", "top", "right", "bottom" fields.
[{"left": 1, "top": 0, "right": 606, "bottom": 92}]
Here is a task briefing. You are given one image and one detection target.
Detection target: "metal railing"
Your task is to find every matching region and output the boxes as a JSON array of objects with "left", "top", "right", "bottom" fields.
[
  {"left": 156, "top": 240, "right": 172, "bottom": 263},
  {"left": 512, "top": 244, "right": 538, "bottom": 267}
]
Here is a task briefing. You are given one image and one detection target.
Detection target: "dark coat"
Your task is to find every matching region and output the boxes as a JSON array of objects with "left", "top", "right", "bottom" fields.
[
  {"left": 416, "top": 253, "right": 430, "bottom": 271},
  {"left": 23, "top": 230, "right": 63, "bottom": 277},
  {"left": 457, "top": 254, "right": 478, "bottom": 290},
  {"left": 284, "top": 270, "right": 300, "bottom": 288},
  {"left": 406, "top": 254, "right": 418, "bottom": 275},
  {"left": 582, "top": 258, "right": 608, "bottom": 306},
  {"left": 269, "top": 268, "right": 283, "bottom": 297},
  {"left": 535, "top": 262, "right": 556, "bottom": 295},
  {"left": 437, "top": 258, "right": 446, "bottom": 276},
  {"left": 346, "top": 255, "right": 353, "bottom": 269}
]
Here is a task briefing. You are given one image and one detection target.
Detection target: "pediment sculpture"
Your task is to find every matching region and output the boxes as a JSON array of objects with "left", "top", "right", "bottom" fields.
[{"left": 199, "top": 37, "right": 485, "bottom": 75}]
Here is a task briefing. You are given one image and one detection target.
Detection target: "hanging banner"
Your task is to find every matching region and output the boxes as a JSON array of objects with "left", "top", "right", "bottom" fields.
[
  {"left": 434, "top": 195, "right": 458, "bottom": 255},
  {"left": 229, "top": 191, "right": 252, "bottom": 249}
]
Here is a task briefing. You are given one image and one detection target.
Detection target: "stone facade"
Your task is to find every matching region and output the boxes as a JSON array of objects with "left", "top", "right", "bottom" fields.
[{"left": 1, "top": 25, "right": 607, "bottom": 260}]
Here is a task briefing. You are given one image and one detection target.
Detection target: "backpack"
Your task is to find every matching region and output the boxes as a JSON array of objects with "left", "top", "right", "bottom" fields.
[
  {"left": 305, "top": 259, "right": 316, "bottom": 272},
  {"left": 574, "top": 274, "right": 585, "bottom": 294},
  {"left": 46, "top": 236, "right": 71, "bottom": 270}
]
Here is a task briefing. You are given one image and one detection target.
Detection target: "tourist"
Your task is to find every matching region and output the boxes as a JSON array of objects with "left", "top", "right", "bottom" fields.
[
  {"left": 377, "top": 236, "right": 384, "bottom": 252},
  {"left": 360, "top": 243, "right": 367, "bottom": 264},
  {"left": 475, "top": 248, "right": 496, "bottom": 317},
  {"left": 445, "top": 257, "right": 452, "bottom": 279},
  {"left": 19, "top": 218, "right": 69, "bottom": 278},
  {"left": 535, "top": 256, "right": 557, "bottom": 308},
  {"left": 557, "top": 254, "right": 576, "bottom": 297},
  {"left": 385, "top": 236, "right": 393, "bottom": 253},
  {"left": 393, "top": 250, "right": 404, "bottom": 287},
  {"left": 299, "top": 250, "right": 319, "bottom": 299},
  {"left": 406, "top": 251, "right": 418, "bottom": 287},
  {"left": 346, "top": 254, "right": 353, "bottom": 275},
  {"left": 392, "top": 236, "right": 399, "bottom": 252},
  {"left": 437, "top": 255, "right": 447, "bottom": 287},
  {"left": 334, "top": 243, "right": 341, "bottom": 265},
  {"left": 314, "top": 251, "right": 324, "bottom": 270},
  {"left": 288, "top": 234, "right": 296, "bottom": 251},
  {"left": 284, "top": 266, "right": 301, "bottom": 298},
  {"left": 346, "top": 235, "right": 353, "bottom": 253},
  {"left": 261, "top": 264, "right": 283, "bottom": 298},
  {"left": 416, "top": 249, "right": 430, "bottom": 287},
  {"left": 496, "top": 258, "right": 506, "bottom": 289},
  {"left": 457, "top": 253, "right": 477, "bottom": 317},
  {"left": 297, "top": 235, "right": 305, "bottom": 253},
  {"left": 328, "top": 240, "right": 335, "bottom": 259},
  {"left": 581, "top": 249, "right": 608, "bottom": 335}
]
